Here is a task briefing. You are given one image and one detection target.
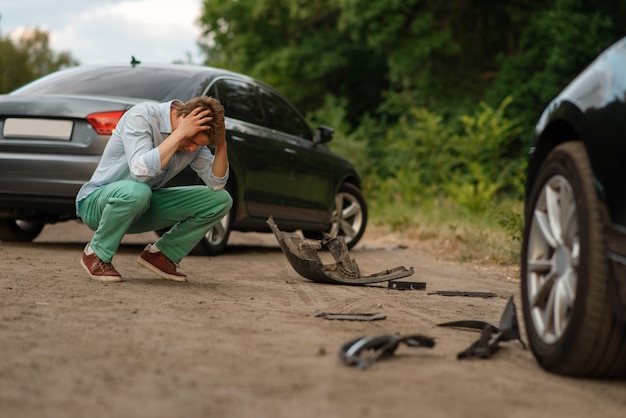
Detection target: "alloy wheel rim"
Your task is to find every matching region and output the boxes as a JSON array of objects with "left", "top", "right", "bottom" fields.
[
  {"left": 15, "top": 219, "right": 41, "bottom": 231},
  {"left": 526, "top": 174, "right": 579, "bottom": 344},
  {"left": 207, "top": 213, "right": 230, "bottom": 245},
  {"left": 329, "top": 192, "right": 363, "bottom": 244}
]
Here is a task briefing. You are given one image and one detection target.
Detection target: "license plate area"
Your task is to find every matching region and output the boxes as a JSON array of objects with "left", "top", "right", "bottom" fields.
[{"left": 3, "top": 118, "right": 74, "bottom": 140}]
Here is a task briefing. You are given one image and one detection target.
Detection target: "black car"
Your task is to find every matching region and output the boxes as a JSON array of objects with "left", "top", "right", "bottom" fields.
[
  {"left": 0, "top": 63, "right": 367, "bottom": 255},
  {"left": 521, "top": 37, "right": 626, "bottom": 377}
]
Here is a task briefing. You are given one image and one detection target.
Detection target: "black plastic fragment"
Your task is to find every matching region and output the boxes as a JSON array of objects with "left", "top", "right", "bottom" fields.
[
  {"left": 494, "top": 296, "right": 527, "bottom": 349},
  {"left": 339, "top": 334, "right": 435, "bottom": 370},
  {"left": 457, "top": 325, "right": 500, "bottom": 359},
  {"left": 439, "top": 296, "right": 527, "bottom": 360},
  {"left": 428, "top": 290, "right": 497, "bottom": 298},
  {"left": 437, "top": 320, "right": 499, "bottom": 333},
  {"left": 388, "top": 281, "right": 426, "bottom": 290}
]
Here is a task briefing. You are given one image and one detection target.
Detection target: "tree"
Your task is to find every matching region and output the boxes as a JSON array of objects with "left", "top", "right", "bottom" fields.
[
  {"left": 198, "top": 0, "right": 388, "bottom": 127},
  {"left": 485, "top": 0, "right": 626, "bottom": 140},
  {"left": 197, "top": 0, "right": 626, "bottom": 139},
  {"left": 197, "top": 0, "right": 529, "bottom": 126},
  {"left": 0, "top": 27, "right": 78, "bottom": 93}
]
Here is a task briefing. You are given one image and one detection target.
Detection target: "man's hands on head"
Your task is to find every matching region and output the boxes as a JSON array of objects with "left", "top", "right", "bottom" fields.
[
  {"left": 177, "top": 106, "right": 213, "bottom": 141},
  {"left": 174, "top": 97, "right": 225, "bottom": 148},
  {"left": 160, "top": 97, "right": 228, "bottom": 175}
]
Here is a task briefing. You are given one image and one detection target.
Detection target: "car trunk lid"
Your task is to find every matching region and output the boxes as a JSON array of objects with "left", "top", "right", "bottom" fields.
[{"left": 0, "top": 94, "right": 144, "bottom": 154}]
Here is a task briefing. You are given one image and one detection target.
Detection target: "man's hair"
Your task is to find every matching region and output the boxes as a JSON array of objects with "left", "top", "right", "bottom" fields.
[{"left": 175, "top": 96, "right": 225, "bottom": 145}]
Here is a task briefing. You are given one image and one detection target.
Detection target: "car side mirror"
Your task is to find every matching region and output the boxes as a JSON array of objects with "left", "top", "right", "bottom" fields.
[{"left": 313, "top": 125, "right": 334, "bottom": 145}]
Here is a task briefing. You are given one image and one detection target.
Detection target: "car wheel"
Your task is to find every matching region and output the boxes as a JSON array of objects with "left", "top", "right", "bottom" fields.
[
  {"left": 521, "top": 141, "right": 626, "bottom": 377},
  {"left": 0, "top": 219, "right": 45, "bottom": 242},
  {"left": 0, "top": 218, "right": 45, "bottom": 242},
  {"left": 305, "top": 183, "right": 367, "bottom": 249}
]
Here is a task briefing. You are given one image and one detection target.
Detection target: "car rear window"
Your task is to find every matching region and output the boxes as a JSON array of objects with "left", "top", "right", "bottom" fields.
[{"left": 13, "top": 67, "right": 190, "bottom": 101}]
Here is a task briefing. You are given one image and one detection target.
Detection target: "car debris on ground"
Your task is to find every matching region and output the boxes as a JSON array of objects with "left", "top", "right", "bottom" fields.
[
  {"left": 428, "top": 290, "right": 497, "bottom": 298},
  {"left": 313, "top": 311, "right": 386, "bottom": 321},
  {"left": 438, "top": 296, "right": 527, "bottom": 359},
  {"left": 387, "top": 281, "right": 426, "bottom": 290},
  {"left": 268, "top": 216, "right": 414, "bottom": 285},
  {"left": 339, "top": 334, "right": 436, "bottom": 370}
]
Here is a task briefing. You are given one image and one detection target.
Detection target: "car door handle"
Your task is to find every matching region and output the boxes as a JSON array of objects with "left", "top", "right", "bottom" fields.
[
  {"left": 231, "top": 135, "right": 245, "bottom": 143},
  {"left": 284, "top": 148, "right": 296, "bottom": 154}
]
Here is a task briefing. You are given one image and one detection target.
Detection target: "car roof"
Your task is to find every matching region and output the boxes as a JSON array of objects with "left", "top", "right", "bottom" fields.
[{"left": 12, "top": 63, "right": 259, "bottom": 102}]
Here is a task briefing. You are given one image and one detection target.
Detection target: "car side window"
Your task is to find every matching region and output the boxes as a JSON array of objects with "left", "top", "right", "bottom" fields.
[
  {"left": 214, "top": 79, "right": 264, "bottom": 126},
  {"left": 206, "top": 83, "right": 218, "bottom": 100},
  {"left": 258, "top": 88, "right": 312, "bottom": 140}
]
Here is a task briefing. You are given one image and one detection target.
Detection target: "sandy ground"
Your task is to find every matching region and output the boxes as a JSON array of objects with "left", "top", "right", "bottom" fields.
[{"left": 1, "top": 220, "right": 625, "bottom": 418}]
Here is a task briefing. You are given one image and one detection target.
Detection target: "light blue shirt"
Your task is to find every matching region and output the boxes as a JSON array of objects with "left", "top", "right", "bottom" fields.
[{"left": 75, "top": 100, "right": 228, "bottom": 217}]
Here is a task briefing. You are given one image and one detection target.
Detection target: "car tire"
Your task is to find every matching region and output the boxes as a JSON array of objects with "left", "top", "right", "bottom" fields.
[
  {"left": 304, "top": 183, "right": 367, "bottom": 249},
  {"left": 0, "top": 219, "right": 45, "bottom": 242},
  {"left": 521, "top": 141, "right": 626, "bottom": 377}
]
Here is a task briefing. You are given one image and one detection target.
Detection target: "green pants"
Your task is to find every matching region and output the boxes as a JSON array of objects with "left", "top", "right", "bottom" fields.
[{"left": 78, "top": 180, "right": 233, "bottom": 263}]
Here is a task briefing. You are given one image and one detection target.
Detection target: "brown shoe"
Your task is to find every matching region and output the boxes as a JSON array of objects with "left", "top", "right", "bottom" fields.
[
  {"left": 80, "top": 248, "right": 122, "bottom": 282},
  {"left": 137, "top": 245, "right": 187, "bottom": 282}
]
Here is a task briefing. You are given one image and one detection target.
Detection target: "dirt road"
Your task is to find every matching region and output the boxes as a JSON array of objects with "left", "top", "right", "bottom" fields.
[{"left": 1, "top": 221, "right": 625, "bottom": 418}]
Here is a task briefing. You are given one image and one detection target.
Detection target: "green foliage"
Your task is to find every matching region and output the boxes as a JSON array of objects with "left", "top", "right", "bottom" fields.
[
  {"left": 0, "top": 28, "right": 78, "bottom": 93},
  {"left": 366, "top": 194, "right": 522, "bottom": 265},
  {"left": 198, "top": 0, "right": 387, "bottom": 126},
  {"left": 199, "top": 0, "right": 626, "bottom": 143},
  {"left": 360, "top": 98, "right": 525, "bottom": 216},
  {"left": 492, "top": 201, "right": 524, "bottom": 244},
  {"left": 306, "top": 94, "right": 369, "bottom": 175},
  {"left": 351, "top": 98, "right": 527, "bottom": 256},
  {"left": 485, "top": 0, "right": 625, "bottom": 139}
]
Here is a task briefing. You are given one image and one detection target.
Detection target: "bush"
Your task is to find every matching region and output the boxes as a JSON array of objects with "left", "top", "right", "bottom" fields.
[{"left": 360, "top": 97, "right": 525, "bottom": 213}]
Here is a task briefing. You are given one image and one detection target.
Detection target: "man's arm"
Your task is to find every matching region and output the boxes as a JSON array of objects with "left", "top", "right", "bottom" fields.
[{"left": 211, "top": 142, "right": 228, "bottom": 178}]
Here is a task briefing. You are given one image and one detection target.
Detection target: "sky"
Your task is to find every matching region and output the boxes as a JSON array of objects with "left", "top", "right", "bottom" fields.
[{"left": 1, "top": 0, "right": 207, "bottom": 65}]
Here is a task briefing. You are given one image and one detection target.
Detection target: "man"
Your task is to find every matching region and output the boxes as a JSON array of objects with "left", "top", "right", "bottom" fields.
[{"left": 75, "top": 96, "right": 232, "bottom": 283}]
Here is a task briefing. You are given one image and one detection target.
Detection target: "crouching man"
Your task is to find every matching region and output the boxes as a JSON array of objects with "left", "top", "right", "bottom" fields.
[{"left": 75, "top": 96, "right": 232, "bottom": 282}]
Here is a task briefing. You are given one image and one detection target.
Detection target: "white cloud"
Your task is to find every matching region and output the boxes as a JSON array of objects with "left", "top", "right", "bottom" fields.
[{"left": 2, "top": 0, "right": 205, "bottom": 65}]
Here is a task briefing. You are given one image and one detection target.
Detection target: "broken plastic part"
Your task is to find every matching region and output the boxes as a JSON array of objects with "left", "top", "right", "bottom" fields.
[
  {"left": 313, "top": 311, "right": 386, "bottom": 321},
  {"left": 494, "top": 296, "right": 527, "bottom": 349},
  {"left": 339, "top": 334, "right": 436, "bottom": 370},
  {"left": 441, "top": 296, "right": 527, "bottom": 360},
  {"left": 388, "top": 281, "right": 426, "bottom": 290},
  {"left": 267, "top": 216, "right": 415, "bottom": 285},
  {"left": 428, "top": 290, "right": 497, "bottom": 298},
  {"left": 457, "top": 325, "right": 500, "bottom": 359},
  {"left": 437, "top": 320, "right": 499, "bottom": 333}
]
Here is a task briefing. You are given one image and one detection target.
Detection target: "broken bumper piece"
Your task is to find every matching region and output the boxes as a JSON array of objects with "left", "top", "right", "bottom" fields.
[{"left": 267, "top": 216, "right": 414, "bottom": 285}]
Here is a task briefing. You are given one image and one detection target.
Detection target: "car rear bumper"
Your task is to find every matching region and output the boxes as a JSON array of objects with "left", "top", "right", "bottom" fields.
[
  {"left": 0, "top": 192, "right": 78, "bottom": 221},
  {"left": 0, "top": 152, "right": 96, "bottom": 220}
]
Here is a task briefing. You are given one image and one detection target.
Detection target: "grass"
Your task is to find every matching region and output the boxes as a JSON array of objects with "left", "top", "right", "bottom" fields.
[{"left": 367, "top": 196, "right": 523, "bottom": 267}]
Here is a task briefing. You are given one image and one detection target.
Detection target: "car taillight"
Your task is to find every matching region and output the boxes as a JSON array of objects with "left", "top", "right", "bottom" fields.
[{"left": 86, "top": 111, "right": 126, "bottom": 135}]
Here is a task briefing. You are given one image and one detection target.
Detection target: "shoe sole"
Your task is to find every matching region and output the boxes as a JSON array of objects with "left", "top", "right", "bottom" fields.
[
  {"left": 80, "top": 258, "right": 123, "bottom": 282},
  {"left": 137, "top": 257, "right": 188, "bottom": 282}
]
